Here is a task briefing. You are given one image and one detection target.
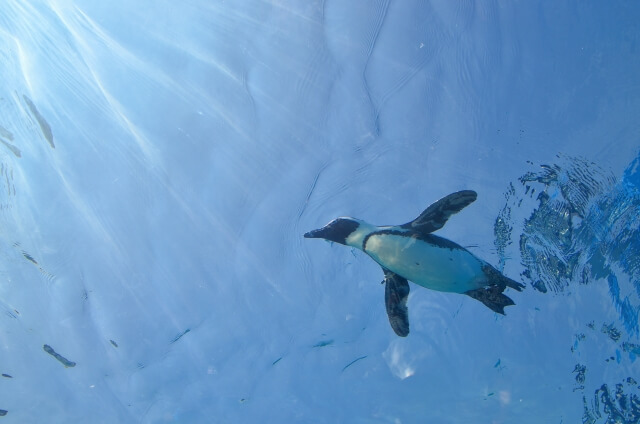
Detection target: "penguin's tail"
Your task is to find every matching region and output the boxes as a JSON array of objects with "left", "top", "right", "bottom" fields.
[{"left": 464, "top": 265, "right": 525, "bottom": 315}]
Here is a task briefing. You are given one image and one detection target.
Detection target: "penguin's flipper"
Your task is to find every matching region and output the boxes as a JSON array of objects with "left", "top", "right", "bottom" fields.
[
  {"left": 401, "top": 190, "right": 477, "bottom": 234},
  {"left": 383, "top": 269, "right": 410, "bottom": 337}
]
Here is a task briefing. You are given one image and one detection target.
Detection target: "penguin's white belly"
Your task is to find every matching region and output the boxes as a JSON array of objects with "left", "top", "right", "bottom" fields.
[{"left": 364, "top": 233, "right": 485, "bottom": 293}]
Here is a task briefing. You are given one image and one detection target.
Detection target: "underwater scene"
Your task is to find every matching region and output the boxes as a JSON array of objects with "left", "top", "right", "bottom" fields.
[{"left": 0, "top": 1, "right": 638, "bottom": 423}]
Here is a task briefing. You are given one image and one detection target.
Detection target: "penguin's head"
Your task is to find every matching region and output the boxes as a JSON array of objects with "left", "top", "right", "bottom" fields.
[{"left": 304, "top": 217, "right": 360, "bottom": 245}]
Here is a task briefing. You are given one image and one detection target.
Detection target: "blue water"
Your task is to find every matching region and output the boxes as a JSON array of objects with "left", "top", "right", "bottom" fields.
[{"left": 0, "top": 1, "right": 638, "bottom": 423}]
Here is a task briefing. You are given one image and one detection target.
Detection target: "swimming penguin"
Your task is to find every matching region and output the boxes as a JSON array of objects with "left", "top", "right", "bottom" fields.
[{"left": 304, "top": 190, "right": 524, "bottom": 337}]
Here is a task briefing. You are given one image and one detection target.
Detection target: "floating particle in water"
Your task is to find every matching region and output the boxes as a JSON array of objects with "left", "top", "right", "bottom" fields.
[
  {"left": 572, "top": 333, "right": 586, "bottom": 353},
  {"left": 342, "top": 356, "right": 367, "bottom": 372},
  {"left": 573, "top": 363, "right": 587, "bottom": 387},
  {"left": 313, "top": 339, "right": 333, "bottom": 348},
  {"left": 492, "top": 358, "right": 506, "bottom": 372},
  {"left": 43, "top": 344, "right": 76, "bottom": 368},
  {"left": 23, "top": 95, "right": 54, "bottom": 148},
  {"left": 170, "top": 329, "right": 190, "bottom": 344},
  {"left": 21, "top": 251, "right": 37, "bottom": 265},
  {"left": 601, "top": 323, "right": 622, "bottom": 342},
  {"left": 11, "top": 244, "right": 55, "bottom": 280},
  {"left": 484, "top": 392, "right": 495, "bottom": 401}
]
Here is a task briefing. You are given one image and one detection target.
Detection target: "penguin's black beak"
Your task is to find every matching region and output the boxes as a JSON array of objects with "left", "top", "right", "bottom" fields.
[
  {"left": 304, "top": 218, "right": 356, "bottom": 245},
  {"left": 304, "top": 228, "right": 325, "bottom": 239}
]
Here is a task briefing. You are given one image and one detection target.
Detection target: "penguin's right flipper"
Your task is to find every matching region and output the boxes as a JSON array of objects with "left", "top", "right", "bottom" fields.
[
  {"left": 383, "top": 269, "right": 410, "bottom": 337},
  {"left": 401, "top": 190, "right": 477, "bottom": 234}
]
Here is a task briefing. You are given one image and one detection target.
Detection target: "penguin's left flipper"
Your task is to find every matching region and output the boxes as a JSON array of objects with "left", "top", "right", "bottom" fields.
[
  {"left": 401, "top": 190, "right": 477, "bottom": 234},
  {"left": 383, "top": 269, "right": 410, "bottom": 337}
]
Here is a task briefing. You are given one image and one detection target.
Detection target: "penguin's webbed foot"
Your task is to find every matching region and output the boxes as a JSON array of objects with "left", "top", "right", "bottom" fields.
[{"left": 465, "top": 285, "right": 516, "bottom": 315}]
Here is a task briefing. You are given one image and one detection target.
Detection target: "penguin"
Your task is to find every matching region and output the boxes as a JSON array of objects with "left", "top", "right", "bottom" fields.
[{"left": 304, "top": 190, "right": 524, "bottom": 337}]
